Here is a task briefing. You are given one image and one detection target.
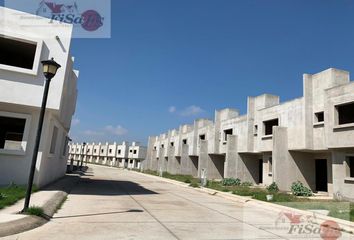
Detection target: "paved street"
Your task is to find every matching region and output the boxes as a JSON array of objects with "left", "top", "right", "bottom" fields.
[{"left": 1, "top": 165, "right": 352, "bottom": 240}]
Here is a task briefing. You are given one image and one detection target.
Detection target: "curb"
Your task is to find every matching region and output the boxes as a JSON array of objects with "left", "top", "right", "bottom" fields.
[
  {"left": 129, "top": 170, "right": 354, "bottom": 234},
  {"left": 0, "top": 174, "right": 80, "bottom": 238}
]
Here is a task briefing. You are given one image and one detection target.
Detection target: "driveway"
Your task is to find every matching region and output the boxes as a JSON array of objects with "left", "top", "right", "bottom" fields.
[{"left": 1, "top": 164, "right": 352, "bottom": 240}]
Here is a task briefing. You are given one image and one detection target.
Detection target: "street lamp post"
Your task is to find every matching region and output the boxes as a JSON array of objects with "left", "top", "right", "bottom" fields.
[
  {"left": 22, "top": 58, "right": 61, "bottom": 212},
  {"left": 81, "top": 142, "right": 86, "bottom": 169}
]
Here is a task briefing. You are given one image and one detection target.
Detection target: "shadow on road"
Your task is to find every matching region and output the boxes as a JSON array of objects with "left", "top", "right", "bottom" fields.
[
  {"left": 52, "top": 209, "right": 144, "bottom": 219},
  {"left": 39, "top": 167, "right": 158, "bottom": 197},
  {"left": 70, "top": 178, "right": 159, "bottom": 196}
]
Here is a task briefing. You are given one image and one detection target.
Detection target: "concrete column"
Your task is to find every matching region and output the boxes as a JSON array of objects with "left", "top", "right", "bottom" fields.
[
  {"left": 273, "top": 127, "right": 289, "bottom": 190},
  {"left": 150, "top": 151, "right": 158, "bottom": 171},
  {"left": 180, "top": 144, "right": 190, "bottom": 175},
  {"left": 145, "top": 136, "right": 155, "bottom": 171},
  {"left": 246, "top": 97, "right": 255, "bottom": 152},
  {"left": 199, "top": 140, "right": 224, "bottom": 180},
  {"left": 224, "top": 135, "right": 238, "bottom": 178},
  {"left": 303, "top": 74, "right": 314, "bottom": 149},
  {"left": 198, "top": 140, "right": 208, "bottom": 177},
  {"left": 179, "top": 144, "right": 198, "bottom": 176},
  {"left": 225, "top": 135, "right": 258, "bottom": 183},
  {"left": 157, "top": 147, "right": 165, "bottom": 172},
  {"left": 189, "top": 156, "right": 198, "bottom": 177},
  {"left": 132, "top": 159, "right": 136, "bottom": 169},
  {"left": 273, "top": 127, "right": 315, "bottom": 191},
  {"left": 167, "top": 146, "right": 181, "bottom": 174}
]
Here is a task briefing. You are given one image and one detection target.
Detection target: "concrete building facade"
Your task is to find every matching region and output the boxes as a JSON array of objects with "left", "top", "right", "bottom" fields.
[
  {"left": 0, "top": 7, "right": 78, "bottom": 187},
  {"left": 69, "top": 142, "right": 147, "bottom": 169},
  {"left": 145, "top": 68, "right": 354, "bottom": 201}
]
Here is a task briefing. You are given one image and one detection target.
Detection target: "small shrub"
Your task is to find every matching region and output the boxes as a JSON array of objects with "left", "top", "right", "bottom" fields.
[
  {"left": 184, "top": 179, "right": 191, "bottom": 183},
  {"left": 8, "top": 182, "right": 17, "bottom": 188},
  {"left": 189, "top": 182, "right": 200, "bottom": 188},
  {"left": 241, "top": 181, "right": 253, "bottom": 187},
  {"left": 222, "top": 178, "right": 241, "bottom": 186},
  {"left": 25, "top": 206, "right": 44, "bottom": 217},
  {"left": 266, "top": 182, "right": 279, "bottom": 193},
  {"left": 291, "top": 181, "right": 313, "bottom": 197},
  {"left": 0, "top": 193, "right": 6, "bottom": 200}
]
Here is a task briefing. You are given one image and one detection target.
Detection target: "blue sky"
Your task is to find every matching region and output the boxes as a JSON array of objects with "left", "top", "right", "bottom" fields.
[{"left": 2, "top": 0, "right": 354, "bottom": 144}]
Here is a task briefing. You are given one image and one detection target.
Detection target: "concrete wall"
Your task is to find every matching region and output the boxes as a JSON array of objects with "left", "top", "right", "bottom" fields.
[
  {"left": 0, "top": 7, "right": 77, "bottom": 112},
  {"left": 145, "top": 68, "right": 354, "bottom": 199},
  {"left": 332, "top": 151, "right": 354, "bottom": 200},
  {"left": 0, "top": 7, "right": 78, "bottom": 187}
]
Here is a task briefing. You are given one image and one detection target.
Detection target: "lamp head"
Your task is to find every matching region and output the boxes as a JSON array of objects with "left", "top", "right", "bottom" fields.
[{"left": 41, "top": 58, "right": 61, "bottom": 79}]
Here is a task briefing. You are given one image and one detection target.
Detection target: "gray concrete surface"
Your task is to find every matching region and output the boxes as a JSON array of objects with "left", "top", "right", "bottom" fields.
[
  {"left": 142, "top": 68, "right": 354, "bottom": 200},
  {"left": 2, "top": 164, "right": 353, "bottom": 240},
  {"left": 0, "top": 173, "right": 80, "bottom": 237}
]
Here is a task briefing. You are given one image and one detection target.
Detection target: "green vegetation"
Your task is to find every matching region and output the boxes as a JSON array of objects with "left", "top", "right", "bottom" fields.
[
  {"left": 140, "top": 170, "right": 201, "bottom": 187},
  {"left": 24, "top": 206, "right": 44, "bottom": 217},
  {"left": 162, "top": 172, "right": 201, "bottom": 187},
  {"left": 291, "top": 181, "right": 313, "bottom": 197},
  {"left": 138, "top": 170, "right": 354, "bottom": 222},
  {"left": 266, "top": 182, "right": 279, "bottom": 193},
  {"left": 240, "top": 181, "right": 253, "bottom": 187},
  {"left": 142, "top": 169, "right": 159, "bottom": 176},
  {"left": 189, "top": 182, "right": 200, "bottom": 188},
  {"left": 0, "top": 184, "right": 38, "bottom": 210},
  {"left": 221, "top": 178, "right": 241, "bottom": 186},
  {"left": 279, "top": 201, "right": 354, "bottom": 222}
]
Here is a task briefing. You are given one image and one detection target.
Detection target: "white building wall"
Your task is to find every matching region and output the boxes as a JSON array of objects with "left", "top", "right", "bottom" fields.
[{"left": 0, "top": 7, "right": 78, "bottom": 187}]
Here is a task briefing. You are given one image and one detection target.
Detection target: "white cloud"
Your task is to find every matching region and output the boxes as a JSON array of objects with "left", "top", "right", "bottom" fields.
[
  {"left": 168, "top": 106, "right": 176, "bottom": 113},
  {"left": 179, "top": 105, "right": 204, "bottom": 117},
  {"left": 104, "top": 125, "right": 128, "bottom": 136},
  {"left": 83, "top": 130, "right": 103, "bottom": 136},
  {"left": 82, "top": 124, "right": 128, "bottom": 138},
  {"left": 71, "top": 118, "right": 80, "bottom": 126}
]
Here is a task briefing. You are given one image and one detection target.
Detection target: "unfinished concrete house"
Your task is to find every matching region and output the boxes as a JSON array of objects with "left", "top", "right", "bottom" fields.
[
  {"left": 69, "top": 141, "right": 147, "bottom": 170},
  {"left": 144, "top": 68, "right": 354, "bottom": 201}
]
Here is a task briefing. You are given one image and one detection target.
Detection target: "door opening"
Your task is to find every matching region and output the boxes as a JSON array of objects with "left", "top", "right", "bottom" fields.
[
  {"left": 258, "top": 159, "right": 263, "bottom": 184},
  {"left": 315, "top": 159, "right": 328, "bottom": 192}
]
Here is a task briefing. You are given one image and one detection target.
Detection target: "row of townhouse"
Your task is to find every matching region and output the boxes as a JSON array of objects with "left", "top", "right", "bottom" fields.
[
  {"left": 145, "top": 68, "right": 354, "bottom": 201},
  {"left": 69, "top": 142, "right": 147, "bottom": 169},
  {"left": 0, "top": 7, "right": 78, "bottom": 187}
]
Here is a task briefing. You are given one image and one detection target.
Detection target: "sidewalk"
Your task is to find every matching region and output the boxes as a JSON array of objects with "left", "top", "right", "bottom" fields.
[
  {"left": 0, "top": 172, "right": 82, "bottom": 237},
  {"left": 129, "top": 169, "right": 354, "bottom": 235}
]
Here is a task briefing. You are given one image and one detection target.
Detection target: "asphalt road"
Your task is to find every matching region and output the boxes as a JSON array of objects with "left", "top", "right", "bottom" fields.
[{"left": 2, "top": 164, "right": 352, "bottom": 240}]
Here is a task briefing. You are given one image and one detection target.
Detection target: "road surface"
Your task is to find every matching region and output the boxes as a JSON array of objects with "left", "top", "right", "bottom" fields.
[{"left": 2, "top": 164, "right": 352, "bottom": 240}]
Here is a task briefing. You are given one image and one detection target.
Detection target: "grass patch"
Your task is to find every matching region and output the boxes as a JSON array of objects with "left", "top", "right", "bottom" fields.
[
  {"left": 138, "top": 171, "right": 354, "bottom": 222},
  {"left": 140, "top": 170, "right": 201, "bottom": 186},
  {"left": 162, "top": 172, "right": 201, "bottom": 187},
  {"left": 24, "top": 206, "right": 44, "bottom": 217},
  {"left": 142, "top": 169, "right": 159, "bottom": 176},
  {"left": 278, "top": 201, "right": 354, "bottom": 222},
  {"left": 0, "top": 184, "right": 38, "bottom": 210},
  {"left": 189, "top": 182, "right": 200, "bottom": 188}
]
